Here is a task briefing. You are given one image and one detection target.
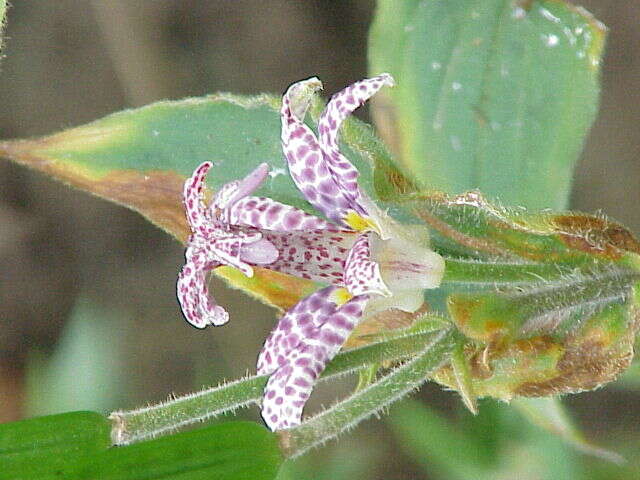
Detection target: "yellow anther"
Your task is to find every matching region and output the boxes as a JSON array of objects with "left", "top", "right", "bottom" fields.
[
  {"left": 329, "top": 287, "right": 353, "bottom": 307},
  {"left": 344, "top": 211, "right": 380, "bottom": 234}
]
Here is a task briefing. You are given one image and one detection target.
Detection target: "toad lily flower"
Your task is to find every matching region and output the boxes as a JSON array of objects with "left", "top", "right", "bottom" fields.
[{"left": 177, "top": 74, "right": 445, "bottom": 431}]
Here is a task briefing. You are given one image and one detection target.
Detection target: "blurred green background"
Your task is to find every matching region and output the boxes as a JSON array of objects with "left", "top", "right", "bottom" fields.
[{"left": 0, "top": 1, "right": 639, "bottom": 479}]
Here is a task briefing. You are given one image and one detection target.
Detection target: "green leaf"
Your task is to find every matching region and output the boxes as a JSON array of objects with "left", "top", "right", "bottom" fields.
[
  {"left": 80, "top": 421, "right": 282, "bottom": 480},
  {"left": 410, "top": 191, "right": 640, "bottom": 263},
  {"left": 369, "top": 0, "right": 606, "bottom": 210},
  {"left": 0, "top": 411, "right": 111, "bottom": 478},
  {"left": 1, "top": 416, "right": 282, "bottom": 480},
  {"left": 0, "top": 94, "right": 290, "bottom": 241},
  {"left": 0, "top": 93, "right": 397, "bottom": 241}
]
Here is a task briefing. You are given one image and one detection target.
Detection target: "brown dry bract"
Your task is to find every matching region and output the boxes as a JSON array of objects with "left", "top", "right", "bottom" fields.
[
  {"left": 553, "top": 214, "right": 640, "bottom": 260},
  {"left": 515, "top": 314, "right": 638, "bottom": 397},
  {"left": 434, "top": 307, "right": 638, "bottom": 399}
]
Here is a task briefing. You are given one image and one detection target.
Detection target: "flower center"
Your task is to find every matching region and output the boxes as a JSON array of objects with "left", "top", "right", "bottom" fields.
[{"left": 367, "top": 225, "right": 445, "bottom": 314}]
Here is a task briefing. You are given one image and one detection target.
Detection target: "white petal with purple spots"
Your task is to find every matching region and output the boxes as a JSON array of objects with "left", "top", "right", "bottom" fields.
[
  {"left": 344, "top": 234, "right": 391, "bottom": 297},
  {"left": 177, "top": 162, "right": 279, "bottom": 328},
  {"left": 281, "top": 75, "right": 395, "bottom": 231},
  {"left": 318, "top": 74, "right": 394, "bottom": 200},
  {"left": 228, "top": 196, "right": 330, "bottom": 231},
  {"left": 177, "top": 250, "right": 227, "bottom": 328},
  {"left": 257, "top": 286, "right": 368, "bottom": 430},
  {"left": 281, "top": 79, "right": 360, "bottom": 226}
]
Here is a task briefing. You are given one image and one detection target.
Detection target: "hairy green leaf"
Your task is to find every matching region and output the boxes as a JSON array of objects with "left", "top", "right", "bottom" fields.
[{"left": 411, "top": 191, "right": 640, "bottom": 263}]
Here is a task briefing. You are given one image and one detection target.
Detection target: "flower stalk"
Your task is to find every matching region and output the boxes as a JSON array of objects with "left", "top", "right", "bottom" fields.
[{"left": 109, "top": 315, "right": 450, "bottom": 445}]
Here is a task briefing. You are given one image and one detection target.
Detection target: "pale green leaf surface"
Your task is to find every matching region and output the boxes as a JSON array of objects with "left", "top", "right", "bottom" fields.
[
  {"left": 0, "top": 415, "right": 282, "bottom": 480},
  {"left": 369, "top": 0, "right": 606, "bottom": 210}
]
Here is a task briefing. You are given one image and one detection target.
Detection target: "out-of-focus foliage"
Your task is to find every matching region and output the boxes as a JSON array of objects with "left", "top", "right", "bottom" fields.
[{"left": 369, "top": 0, "right": 605, "bottom": 211}]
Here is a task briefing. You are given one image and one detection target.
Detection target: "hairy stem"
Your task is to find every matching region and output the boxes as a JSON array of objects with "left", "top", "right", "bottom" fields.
[
  {"left": 281, "top": 327, "right": 458, "bottom": 458},
  {"left": 109, "top": 318, "right": 449, "bottom": 445}
]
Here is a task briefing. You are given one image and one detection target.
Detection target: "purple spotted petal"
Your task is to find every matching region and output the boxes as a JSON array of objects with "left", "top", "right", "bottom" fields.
[
  {"left": 257, "top": 286, "right": 368, "bottom": 430},
  {"left": 281, "top": 79, "right": 358, "bottom": 226},
  {"left": 317, "top": 74, "right": 394, "bottom": 199},
  {"left": 228, "top": 193, "right": 361, "bottom": 285},
  {"left": 183, "top": 161, "right": 214, "bottom": 235},
  {"left": 257, "top": 286, "right": 343, "bottom": 373},
  {"left": 178, "top": 163, "right": 280, "bottom": 329},
  {"left": 344, "top": 234, "right": 391, "bottom": 297},
  {"left": 177, "top": 229, "right": 270, "bottom": 329},
  {"left": 228, "top": 196, "right": 330, "bottom": 231},
  {"left": 259, "top": 229, "right": 355, "bottom": 284},
  {"left": 177, "top": 255, "right": 228, "bottom": 328},
  {"left": 280, "top": 75, "right": 395, "bottom": 232}
]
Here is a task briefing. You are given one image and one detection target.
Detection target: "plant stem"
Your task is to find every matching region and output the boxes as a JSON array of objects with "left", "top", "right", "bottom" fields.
[
  {"left": 109, "top": 319, "right": 448, "bottom": 445},
  {"left": 280, "top": 327, "right": 458, "bottom": 458},
  {"left": 109, "top": 374, "right": 267, "bottom": 445}
]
